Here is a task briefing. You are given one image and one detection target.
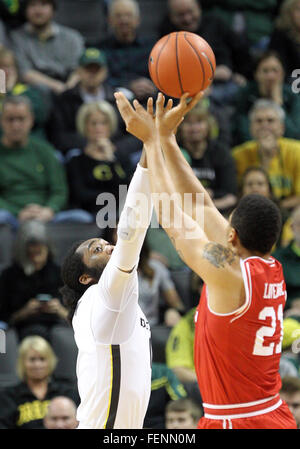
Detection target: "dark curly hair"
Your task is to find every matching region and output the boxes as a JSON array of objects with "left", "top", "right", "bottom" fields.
[
  {"left": 60, "top": 240, "right": 103, "bottom": 323},
  {"left": 231, "top": 194, "right": 282, "bottom": 254}
]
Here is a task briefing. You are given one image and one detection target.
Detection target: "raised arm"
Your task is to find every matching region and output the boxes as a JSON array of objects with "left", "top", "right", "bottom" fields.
[{"left": 155, "top": 93, "right": 229, "bottom": 245}]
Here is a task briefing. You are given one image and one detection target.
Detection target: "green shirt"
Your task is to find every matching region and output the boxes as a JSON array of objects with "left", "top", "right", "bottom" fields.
[{"left": 0, "top": 136, "right": 68, "bottom": 215}]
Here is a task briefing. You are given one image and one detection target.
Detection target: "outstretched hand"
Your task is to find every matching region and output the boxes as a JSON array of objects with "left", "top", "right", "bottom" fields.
[
  {"left": 114, "top": 92, "right": 156, "bottom": 143},
  {"left": 155, "top": 91, "right": 203, "bottom": 137}
]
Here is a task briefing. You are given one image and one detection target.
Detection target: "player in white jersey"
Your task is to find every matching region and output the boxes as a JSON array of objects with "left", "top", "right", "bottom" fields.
[{"left": 60, "top": 145, "right": 153, "bottom": 429}]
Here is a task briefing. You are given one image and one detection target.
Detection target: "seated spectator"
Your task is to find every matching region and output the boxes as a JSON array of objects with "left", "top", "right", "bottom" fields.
[
  {"left": 66, "top": 101, "right": 132, "bottom": 221},
  {"left": 165, "top": 307, "right": 202, "bottom": 406},
  {"left": 0, "top": 96, "right": 68, "bottom": 229},
  {"left": 98, "top": 0, "right": 157, "bottom": 102},
  {"left": 138, "top": 241, "right": 185, "bottom": 327},
  {"left": 280, "top": 377, "right": 300, "bottom": 428},
  {"left": 0, "top": 335, "right": 79, "bottom": 429},
  {"left": 201, "top": 0, "right": 278, "bottom": 52},
  {"left": 232, "top": 99, "right": 300, "bottom": 213},
  {"left": 273, "top": 206, "right": 300, "bottom": 306},
  {"left": 143, "top": 363, "right": 187, "bottom": 429},
  {"left": 269, "top": 0, "right": 300, "bottom": 83},
  {"left": 232, "top": 50, "right": 300, "bottom": 145},
  {"left": 47, "top": 48, "right": 120, "bottom": 154},
  {"left": 158, "top": 0, "right": 249, "bottom": 103},
  {"left": 165, "top": 398, "right": 202, "bottom": 429},
  {"left": 0, "top": 220, "right": 69, "bottom": 341},
  {"left": 177, "top": 104, "right": 237, "bottom": 212},
  {"left": 240, "top": 166, "right": 275, "bottom": 200},
  {"left": 0, "top": 46, "right": 52, "bottom": 139},
  {"left": 43, "top": 396, "right": 78, "bottom": 429},
  {"left": 10, "top": 0, "right": 84, "bottom": 94}
]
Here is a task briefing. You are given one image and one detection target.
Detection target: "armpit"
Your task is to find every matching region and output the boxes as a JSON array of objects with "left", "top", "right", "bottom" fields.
[{"left": 202, "top": 242, "right": 236, "bottom": 269}]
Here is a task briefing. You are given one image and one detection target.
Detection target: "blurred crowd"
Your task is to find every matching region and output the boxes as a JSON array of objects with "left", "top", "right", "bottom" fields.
[{"left": 0, "top": 0, "right": 300, "bottom": 429}]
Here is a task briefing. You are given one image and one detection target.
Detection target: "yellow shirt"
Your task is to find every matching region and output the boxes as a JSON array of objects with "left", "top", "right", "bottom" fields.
[{"left": 232, "top": 138, "right": 300, "bottom": 199}]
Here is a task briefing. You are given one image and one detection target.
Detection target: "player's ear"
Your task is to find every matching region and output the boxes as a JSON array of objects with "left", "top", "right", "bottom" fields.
[
  {"left": 79, "top": 274, "right": 94, "bottom": 285},
  {"left": 227, "top": 227, "right": 238, "bottom": 245}
]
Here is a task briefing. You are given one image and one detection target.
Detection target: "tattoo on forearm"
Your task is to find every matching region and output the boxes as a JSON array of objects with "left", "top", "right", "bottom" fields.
[{"left": 203, "top": 242, "right": 236, "bottom": 268}]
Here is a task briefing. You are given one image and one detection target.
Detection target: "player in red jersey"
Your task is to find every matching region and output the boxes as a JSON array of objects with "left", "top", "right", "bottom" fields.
[{"left": 114, "top": 91, "right": 297, "bottom": 429}]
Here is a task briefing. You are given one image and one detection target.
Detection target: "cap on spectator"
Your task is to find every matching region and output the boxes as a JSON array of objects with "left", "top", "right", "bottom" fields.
[{"left": 79, "top": 48, "right": 107, "bottom": 67}]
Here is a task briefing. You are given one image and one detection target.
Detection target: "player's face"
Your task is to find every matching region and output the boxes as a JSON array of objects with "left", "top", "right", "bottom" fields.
[
  {"left": 165, "top": 411, "right": 197, "bottom": 429},
  {"left": 170, "top": 0, "right": 201, "bottom": 32},
  {"left": 77, "top": 238, "right": 114, "bottom": 271},
  {"left": 242, "top": 170, "right": 271, "bottom": 198},
  {"left": 26, "top": 0, "right": 54, "bottom": 28}
]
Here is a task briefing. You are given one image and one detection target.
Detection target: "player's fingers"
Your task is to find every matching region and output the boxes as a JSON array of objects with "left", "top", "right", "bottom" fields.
[
  {"left": 166, "top": 98, "right": 173, "bottom": 111},
  {"left": 114, "top": 92, "right": 134, "bottom": 117},
  {"left": 156, "top": 92, "right": 165, "bottom": 116},
  {"left": 179, "top": 92, "right": 191, "bottom": 109},
  {"left": 133, "top": 99, "right": 146, "bottom": 114},
  {"left": 147, "top": 97, "right": 154, "bottom": 116}
]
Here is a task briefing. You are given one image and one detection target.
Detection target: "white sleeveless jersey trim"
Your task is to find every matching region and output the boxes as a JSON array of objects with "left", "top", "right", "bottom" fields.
[
  {"left": 230, "top": 259, "right": 252, "bottom": 323},
  {"left": 203, "top": 394, "right": 279, "bottom": 409}
]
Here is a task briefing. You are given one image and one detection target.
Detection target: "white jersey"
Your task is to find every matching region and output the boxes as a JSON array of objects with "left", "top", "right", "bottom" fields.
[
  {"left": 72, "top": 264, "right": 152, "bottom": 429},
  {"left": 72, "top": 163, "right": 153, "bottom": 429}
]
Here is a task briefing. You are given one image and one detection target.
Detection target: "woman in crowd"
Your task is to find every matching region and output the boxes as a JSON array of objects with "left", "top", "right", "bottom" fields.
[
  {"left": 66, "top": 101, "right": 131, "bottom": 221},
  {"left": 232, "top": 49, "right": 300, "bottom": 145},
  {"left": 0, "top": 335, "right": 79, "bottom": 429},
  {"left": 177, "top": 104, "right": 237, "bottom": 213}
]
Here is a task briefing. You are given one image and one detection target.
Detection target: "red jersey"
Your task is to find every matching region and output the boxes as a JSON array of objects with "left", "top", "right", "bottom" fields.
[{"left": 194, "top": 256, "right": 295, "bottom": 426}]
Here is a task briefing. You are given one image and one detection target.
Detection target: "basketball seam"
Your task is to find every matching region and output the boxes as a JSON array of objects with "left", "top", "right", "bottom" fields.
[
  {"left": 201, "top": 51, "right": 215, "bottom": 81},
  {"left": 155, "top": 33, "right": 171, "bottom": 93},
  {"left": 184, "top": 33, "right": 205, "bottom": 91},
  {"left": 176, "top": 32, "right": 184, "bottom": 96}
]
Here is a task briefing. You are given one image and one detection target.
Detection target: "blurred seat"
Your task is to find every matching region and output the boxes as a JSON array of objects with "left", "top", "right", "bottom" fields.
[
  {"left": 0, "top": 327, "right": 19, "bottom": 388},
  {"left": 151, "top": 324, "right": 171, "bottom": 364},
  {"left": 46, "top": 222, "right": 102, "bottom": 266},
  {"left": 0, "top": 225, "right": 14, "bottom": 275},
  {"left": 54, "top": 0, "right": 108, "bottom": 46}
]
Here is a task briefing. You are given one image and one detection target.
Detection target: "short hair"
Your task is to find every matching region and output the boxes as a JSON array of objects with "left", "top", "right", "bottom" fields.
[
  {"left": 76, "top": 101, "right": 118, "bottom": 137},
  {"left": 1, "top": 95, "right": 34, "bottom": 116},
  {"left": 17, "top": 336, "right": 57, "bottom": 381},
  {"left": 249, "top": 99, "right": 286, "bottom": 124},
  {"left": 165, "top": 398, "right": 202, "bottom": 421},
  {"left": 24, "top": 0, "right": 57, "bottom": 10},
  {"left": 280, "top": 376, "right": 300, "bottom": 394},
  {"left": 108, "top": 0, "right": 140, "bottom": 18},
  {"left": 231, "top": 194, "right": 282, "bottom": 254}
]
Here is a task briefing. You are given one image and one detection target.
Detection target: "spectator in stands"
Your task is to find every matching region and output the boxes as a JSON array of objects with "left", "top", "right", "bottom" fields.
[
  {"left": 240, "top": 166, "right": 275, "bottom": 200},
  {"left": 10, "top": 0, "right": 84, "bottom": 94},
  {"left": 165, "top": 307, "right": 202, "bottom": 405},
  {"left": 201, "top": 0, "right": 278, "bottom": 52},
  {"left": 232, "top": 99, "right": 300, "bottom": 213},
  {"left": 66, "top": 101, "right": 131, "bottom": 220},
  {"left": 47, "top": 48, "right": 119, "bottom": 154},
  {"left": 158, "top": 0, "right": 249, "bottom": 103},
  {"left": 138, "top": 241, "right": 185, "bottom": 327},
  {"left": 0, "top": 96, "right": 68, "bottom": 229},
  {"left": 43, "top": 396, "right": 78, "bottom": 429},
  {"left": 0, "top": 220, "right": 69, "bottom": 341},
  {"left": 232, "top": 50, "right": 300, "bottom": 145},
  {"left": 273, "top": 206, "right": 300, "bottom": 306},
  {"left": 98, "top": 0, "right": 157, "bottom": 102},
  {"left": 280, "top": 377, "right": 300, "bottom": 428},
  {"left": 177, "top": 104, "right": 237, "bottom": 212},
  {"left": 144, "top": 363, "right": 187, "bottom": 429},
  {"left": 269, "top": 0, "right": 300, "bottom": 83},
  {"left": 0, "top": 46, "right": 52, "bottom": 139},
  {"left": 165, "top": 398, "right": 202, "bottom": 429},
  {"left": 0, "top": 335, "right": 79, "bottom": 429}
]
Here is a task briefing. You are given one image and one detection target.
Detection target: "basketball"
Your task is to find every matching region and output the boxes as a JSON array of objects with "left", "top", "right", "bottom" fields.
[{"left": 148, "top": 31, "right": 216, "bottom": 99}]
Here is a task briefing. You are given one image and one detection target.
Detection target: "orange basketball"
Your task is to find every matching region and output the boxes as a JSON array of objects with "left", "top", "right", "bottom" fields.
[{"left": 148, "top": 31, "right": 216, "bottom": 98}]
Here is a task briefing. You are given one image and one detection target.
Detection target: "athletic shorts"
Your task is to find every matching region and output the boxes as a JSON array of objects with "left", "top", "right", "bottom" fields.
[{"left": 198, "top": 401, "right": 297, "bottom": 429}]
